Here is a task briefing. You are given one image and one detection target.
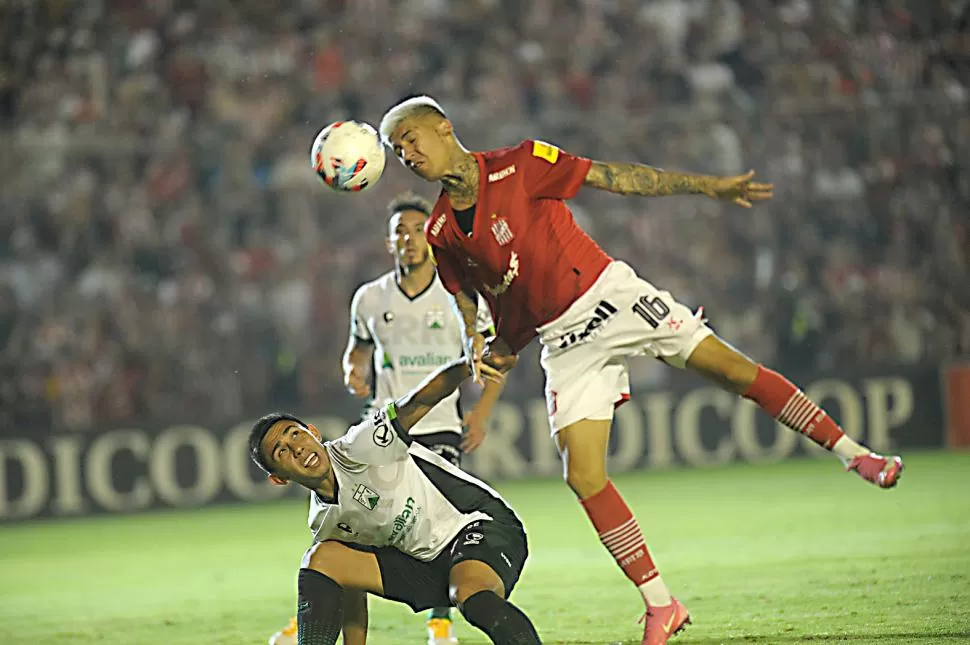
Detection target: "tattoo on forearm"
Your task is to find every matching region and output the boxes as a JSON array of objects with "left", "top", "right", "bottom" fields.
[
  {"left": 455, "top": 292, "right": 478, "bottom": 333},
  {"left": 585, "top": 161, "right": 711, "bottom": 197}
]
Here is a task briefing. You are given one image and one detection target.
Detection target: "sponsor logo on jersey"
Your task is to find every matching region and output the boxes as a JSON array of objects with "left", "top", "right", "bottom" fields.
[
  {"left": 484, "top": 251, "right": 519, "bottom": 296},
  {"left": 337, "top": 522, "right": 354, "bottom": 534},
  {"left": 430, "top": 213, "right": 447, "bottom": 237},
  {"left": 399, "top": 353, "right": 454, "bottom": 369},
  {"left": 490, "top": 215, "right": 514, "bottom": 246},
  {"left": 388, "top": 496, "right": 419, "bottom": 543},
  {"left": 557, "top": 300, "right": 618, "bottom": 350},
  {"left": 372, "top": 414, "right": 393, "bottom": 447},
  {"left": 531, "top": 140, "right": 559, "bottom": 164},
  {"left": 382, "top": 311, "right": 395, "bottom": 324},
  {"left": 426, "top": 306, "right": 446, "bottom": 329},
  {"left": 488, "top": 164, "right": 516, "bottom": 183},
  {"left": 352, "top": 483, "right": 381, "bottom": 510}
]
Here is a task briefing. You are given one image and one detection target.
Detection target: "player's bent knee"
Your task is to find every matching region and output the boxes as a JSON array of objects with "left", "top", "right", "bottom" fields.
[
  {"left": 557, "top": 420, "right": 611, "bottom": 498},
  {"left": 564, "top": 465, "right": 608, "bottom": 500},
  {"left": 449, "top": 560, "right": 505, "bottom": 607},
  {"left": 302, "top": 540, "right": 366, "bottom": 589}
]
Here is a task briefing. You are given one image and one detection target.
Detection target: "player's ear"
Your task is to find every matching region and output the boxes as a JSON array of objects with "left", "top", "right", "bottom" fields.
[
  {"left": 307, "top": 423, "right": 323, "bottom": 441},
  {"left": 437, "top": 118, "right": 454, "bottom": 139},
  {"left": 385, "top": 237, "right": 395, "bottom": 255},
  {"left": 268, "top": 474, "right": 288, "bottom": 486}
]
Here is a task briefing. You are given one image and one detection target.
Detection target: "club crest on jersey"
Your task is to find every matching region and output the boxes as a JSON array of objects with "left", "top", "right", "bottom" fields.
[
  {"left": 426, "top": 306, "right": 446, "bottom": 330},
  {"left": 490, "top": 215, "right": 514, "bottom": 246},
  {"left": 353, "top": 484, "right": 380, "bottom": 511}
]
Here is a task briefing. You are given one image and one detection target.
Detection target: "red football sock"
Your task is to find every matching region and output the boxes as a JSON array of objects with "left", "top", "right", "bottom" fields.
[
  {"left": 580, "top": 481, "right": 659, "bottom": 585},
  {"left": 743, "top": 365, "right": 845, "bottom": 449}
]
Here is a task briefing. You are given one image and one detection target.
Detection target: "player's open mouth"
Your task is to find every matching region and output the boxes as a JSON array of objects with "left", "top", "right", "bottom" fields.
[{"left": 304, "top": 453, "right": 319, "bottom": 468}]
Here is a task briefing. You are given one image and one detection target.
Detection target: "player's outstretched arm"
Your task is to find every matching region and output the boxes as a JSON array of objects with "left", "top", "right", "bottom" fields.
[
  {"left": 395, "top": 351, "right": 515, "bottom": 432},
  {"left": 394, "top": 358, "right": 475, "bottom": 431},
  {"left": 342, "top": 590, "right": 368, "bottom": 645},
  {"left": 583, "top": 161, "right": 773, "bottom": 207}
]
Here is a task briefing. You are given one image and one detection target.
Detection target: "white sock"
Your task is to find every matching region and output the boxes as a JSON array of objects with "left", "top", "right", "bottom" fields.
[
  {"left": 638, "top": 575, "right": 672, "bottom": 607},
  {"left": 833, "top": 435, "right": 868, "bottom": 466}
]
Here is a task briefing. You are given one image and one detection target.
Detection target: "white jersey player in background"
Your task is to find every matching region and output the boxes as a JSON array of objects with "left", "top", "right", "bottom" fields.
[{"left": 269, "top": 193, "right": 505, "bottom": 645}]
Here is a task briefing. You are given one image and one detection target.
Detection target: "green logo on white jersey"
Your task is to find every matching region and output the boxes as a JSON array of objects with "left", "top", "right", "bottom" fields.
[{"left": 353, "top": 484, "right": 380, "bottom": 510}]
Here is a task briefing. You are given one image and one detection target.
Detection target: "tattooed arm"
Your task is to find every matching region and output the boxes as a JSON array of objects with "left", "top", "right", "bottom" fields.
[
  {"left": 584, "top": 161, "right": 713, "bottom": 196},
  {"left": 584, "top": 161, "right": 773, "bottom": 207}
]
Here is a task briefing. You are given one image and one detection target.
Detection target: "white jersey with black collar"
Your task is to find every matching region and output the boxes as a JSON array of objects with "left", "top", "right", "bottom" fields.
[
  {"left": 349, "top": 272, "right": 494, "bottom": 436},
  {"left": 308, "top": 404, "right": 519, "bottom": 561}
]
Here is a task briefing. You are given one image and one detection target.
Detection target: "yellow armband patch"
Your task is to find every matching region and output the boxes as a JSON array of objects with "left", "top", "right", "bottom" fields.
[{"left": 531, "top": 140, "right": 559, "bottom": 164}]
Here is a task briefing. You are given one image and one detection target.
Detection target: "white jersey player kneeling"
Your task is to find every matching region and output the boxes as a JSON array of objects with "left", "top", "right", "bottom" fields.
[{"left": 248, "top": 348, "right": 544, "bottom": 645}]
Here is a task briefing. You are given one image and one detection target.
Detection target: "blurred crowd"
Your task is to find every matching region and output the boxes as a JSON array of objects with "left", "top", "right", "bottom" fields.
[{"left": 1, "top": 0, "right": 968, "bottom": 432}]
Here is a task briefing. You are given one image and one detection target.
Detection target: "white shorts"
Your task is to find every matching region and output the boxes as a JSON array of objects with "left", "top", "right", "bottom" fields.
[{"left": 538, "top": 261, "right": 712, "bottom": 435}]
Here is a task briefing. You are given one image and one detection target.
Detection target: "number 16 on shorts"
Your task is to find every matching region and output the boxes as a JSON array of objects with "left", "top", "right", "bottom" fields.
[{"left": 632, "top": 294, "right": 671, "bottom": 328}]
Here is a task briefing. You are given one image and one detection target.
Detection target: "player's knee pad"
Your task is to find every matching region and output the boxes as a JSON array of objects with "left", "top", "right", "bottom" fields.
[
  {"left": 297, "top": 568, "right": 344, "bottom": 645},
  {"left": 460, "top": 590, "right": 542, "bottom": 645}
]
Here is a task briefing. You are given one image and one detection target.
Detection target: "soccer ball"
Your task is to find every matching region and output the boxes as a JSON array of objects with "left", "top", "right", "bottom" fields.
[{"left": 310, "top": 120, "right": 386, "bottom": 192}]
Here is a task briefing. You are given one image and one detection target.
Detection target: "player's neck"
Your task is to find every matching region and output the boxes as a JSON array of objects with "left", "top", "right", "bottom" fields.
[
  {"left": 397, "top": 261, "right": 435, "bottom": 297},
  {"left": 441, "top": 151, "right": 479, "bottom": 209},
  {"left": 313, "top": 469, "right": 337, "bottom": 502}
]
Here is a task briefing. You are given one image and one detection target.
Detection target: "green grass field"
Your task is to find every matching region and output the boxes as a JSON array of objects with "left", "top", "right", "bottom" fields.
[{"left": 2, "top": 452, "right": 969, "bottom": 645}]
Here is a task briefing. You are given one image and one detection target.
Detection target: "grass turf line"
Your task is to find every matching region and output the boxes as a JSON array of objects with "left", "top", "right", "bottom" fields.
[{"left": 0, "top": 451, "right": 967, "bottom": 644}]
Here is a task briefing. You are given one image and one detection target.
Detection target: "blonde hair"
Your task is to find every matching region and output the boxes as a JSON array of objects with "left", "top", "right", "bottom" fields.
[{"left": 378, "top": 95, "right": 447, "bottom": 147}]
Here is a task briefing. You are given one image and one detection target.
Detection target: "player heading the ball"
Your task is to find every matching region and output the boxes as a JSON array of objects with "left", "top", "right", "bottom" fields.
[{"left": 379, "top": 94, "right": 903, "bottom": 645}]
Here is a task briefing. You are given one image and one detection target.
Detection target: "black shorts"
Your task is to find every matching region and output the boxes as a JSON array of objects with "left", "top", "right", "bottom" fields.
[
  {"left": 411, "top": 431, "right": 462, "bottom": 468},
  {"left": 362, "top": 517, "right": 528, "bottom": 612}
]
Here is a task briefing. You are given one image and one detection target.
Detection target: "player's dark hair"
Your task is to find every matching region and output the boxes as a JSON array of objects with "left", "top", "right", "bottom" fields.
[
  {"left": 248, "top": 412, "right": 305, "bottom": 475},
  {"left": 387, "top": 192, "right": 432, "bottom": 219}
]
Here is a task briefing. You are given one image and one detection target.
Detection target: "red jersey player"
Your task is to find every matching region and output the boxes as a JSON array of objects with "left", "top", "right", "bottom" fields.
[{"left": 378, "top": 95, "right": 904, "bottom": 645}]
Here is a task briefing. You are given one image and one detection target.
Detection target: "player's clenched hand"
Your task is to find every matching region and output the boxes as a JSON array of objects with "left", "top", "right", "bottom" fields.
[
  {"left": 344, "top": 365, "right": 371, "bottom": 399},
  {"left": 703, "top": 170, "right": 774, "bottom": 208},
  {"left": 476, "top": 337, "right": 517, "bottom": 385},
  {"left": 482, "top": 336, "right": 518, "bottom": 374}
]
